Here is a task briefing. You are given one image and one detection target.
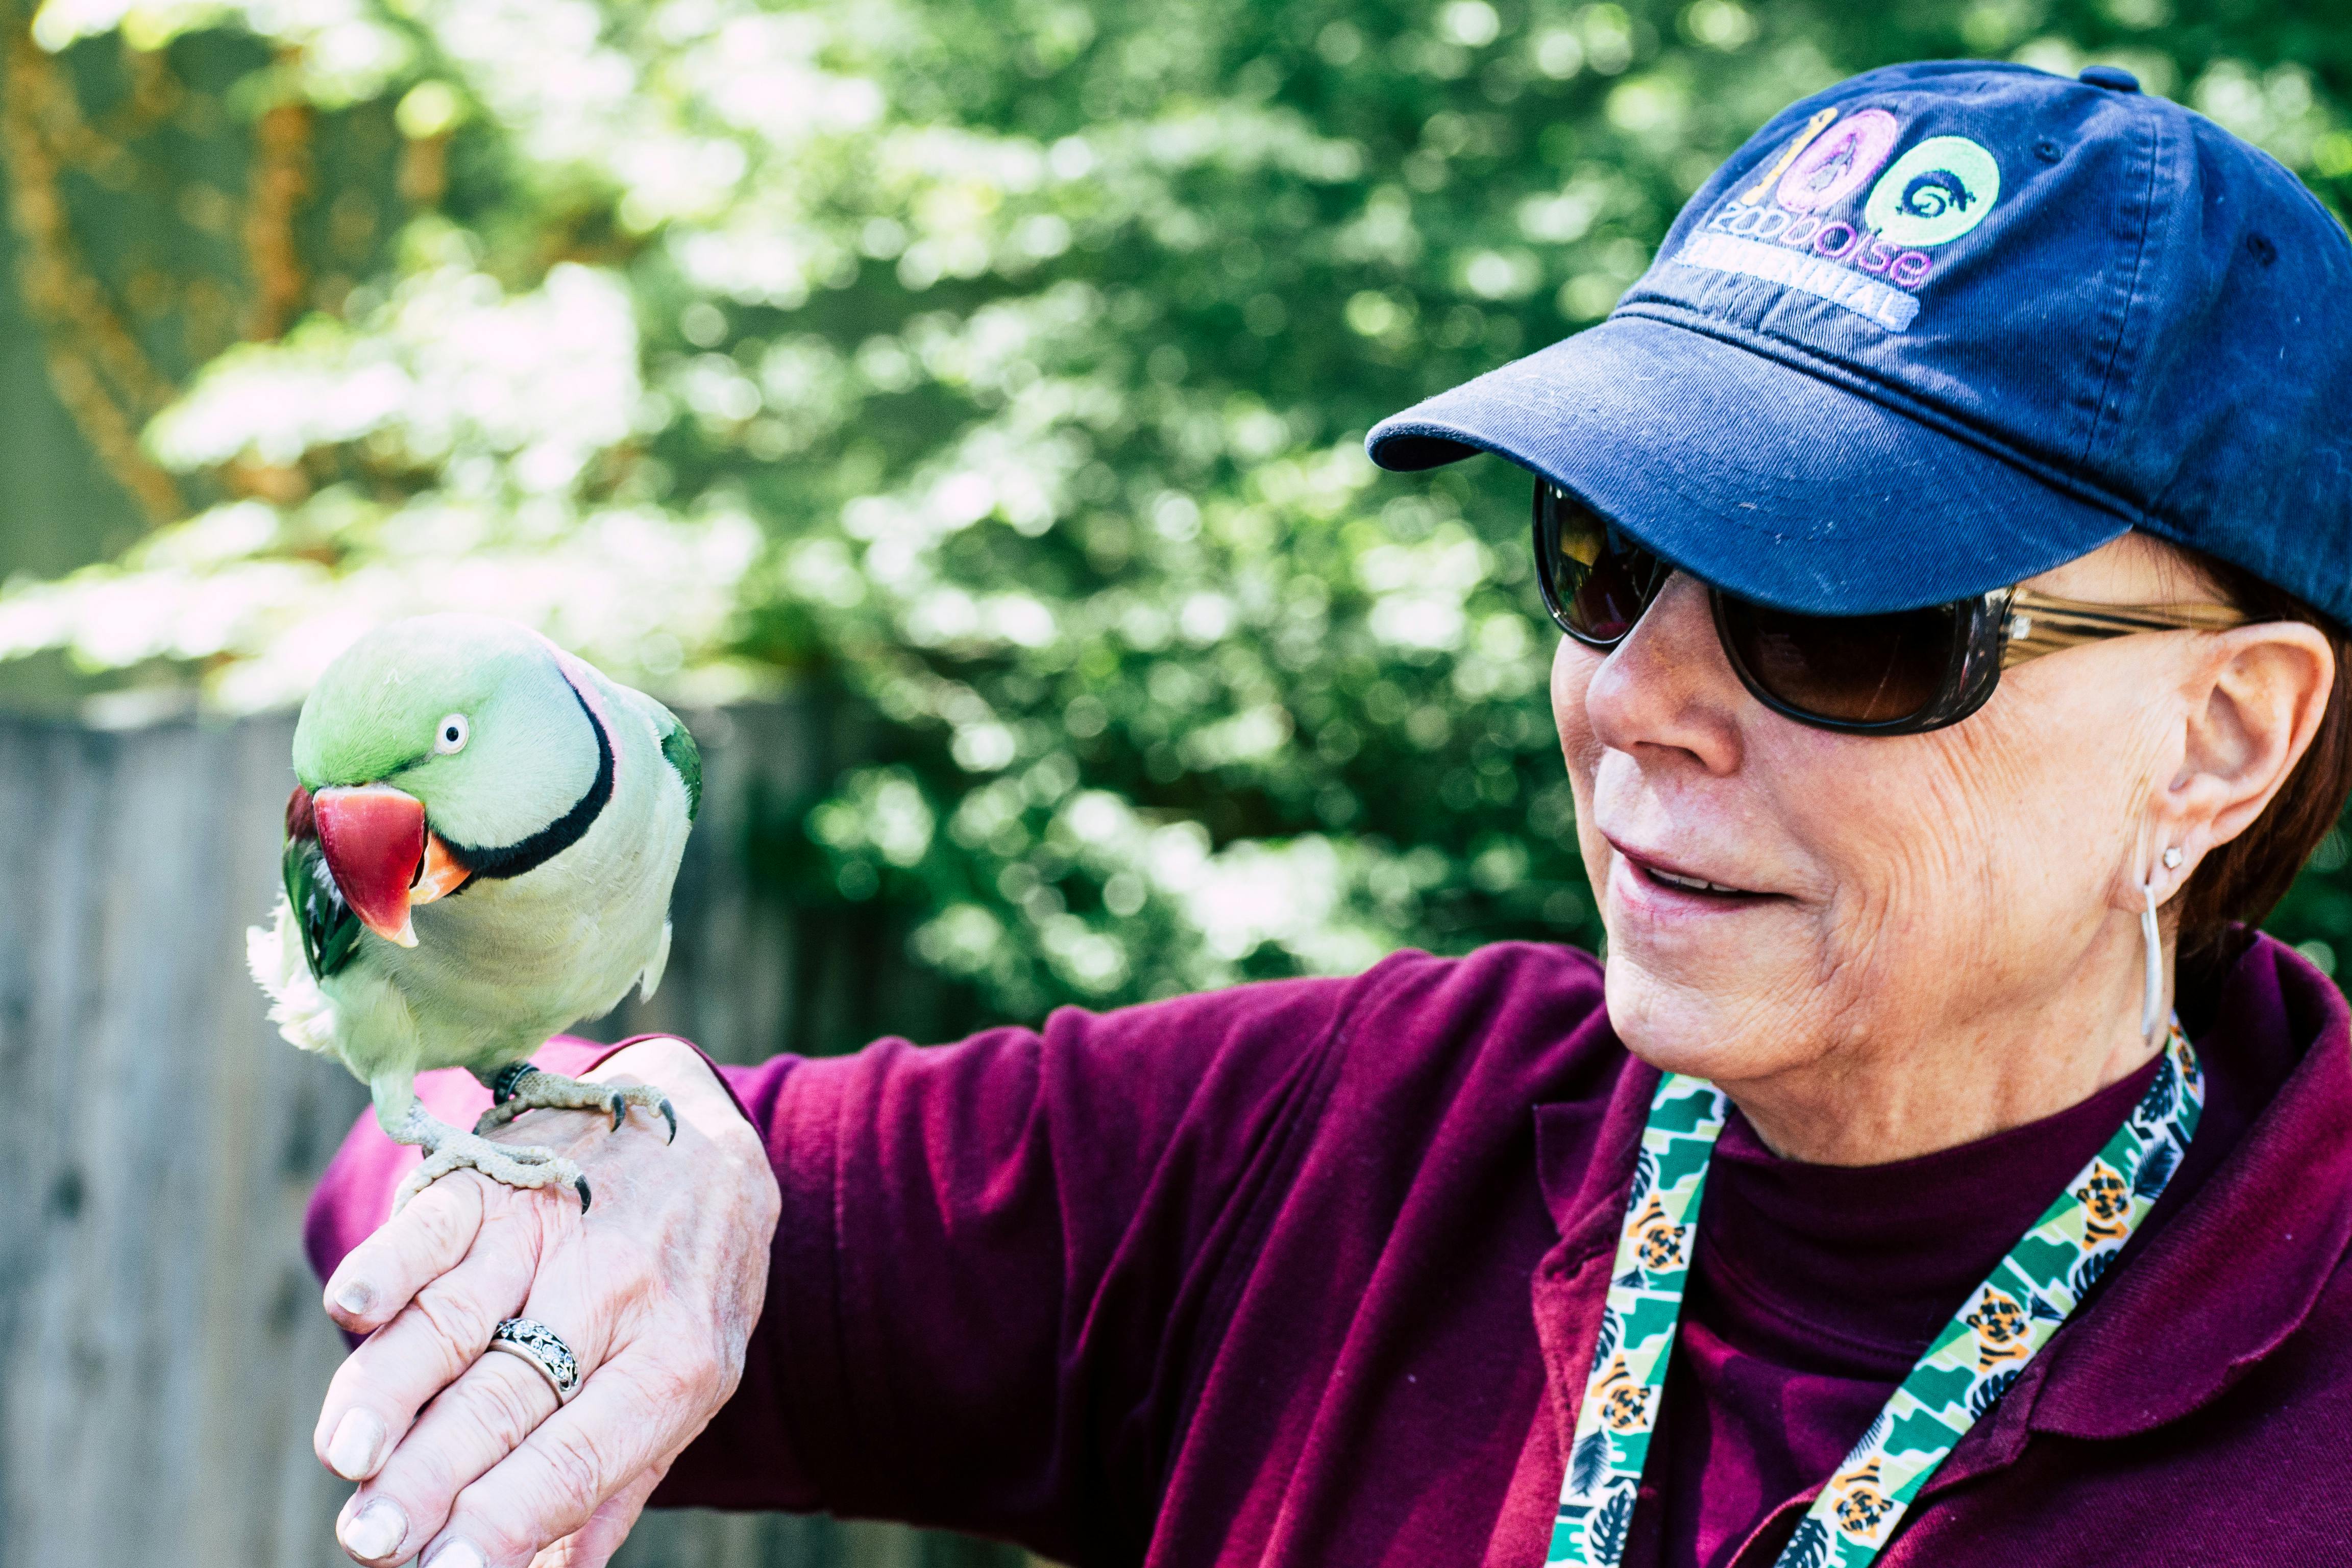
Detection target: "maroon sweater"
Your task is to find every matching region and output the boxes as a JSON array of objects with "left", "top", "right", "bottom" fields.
[{"left": 307, "top": 932, "right": 2352, "bottom": 1566}]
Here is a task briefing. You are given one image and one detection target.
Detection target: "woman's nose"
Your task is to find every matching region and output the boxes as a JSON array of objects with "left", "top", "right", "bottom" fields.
[{"left": 1583, "top": 572, "right": 1746, "bottom": 775}]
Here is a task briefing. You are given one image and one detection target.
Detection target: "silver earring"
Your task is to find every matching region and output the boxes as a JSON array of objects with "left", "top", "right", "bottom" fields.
[{"left": 2143, "top": 846, "right": 2184, "bottom": 1043}]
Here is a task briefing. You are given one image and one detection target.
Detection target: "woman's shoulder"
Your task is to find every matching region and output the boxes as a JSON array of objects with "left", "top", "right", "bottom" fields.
[
  {"left": 1021, "top": 939, "right": 1625, "bottom": 1130},
  {"left": 1313, "top": 939, "right": 1633, "bottom": 1130},
  {"left": 1148, "top": 936, "right": 1603, "bottom": 1036},
  {"left": 1351, "top": 937, "right": 1609, "bottom": 1020},
  {"left": 1041, "top": 938, "right": 1605, "bottom": 1045},
  {"left": 1145, "top": 939, "right": 1626, "bottom": 1111},
  {"left": 1335, "top": 940, "right": 1617, "bottom": 1074}
]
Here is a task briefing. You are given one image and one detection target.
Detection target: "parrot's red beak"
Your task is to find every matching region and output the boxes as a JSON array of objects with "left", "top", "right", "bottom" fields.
[{"left": 308, "top": 784, "right": 472, "bottom": 947}]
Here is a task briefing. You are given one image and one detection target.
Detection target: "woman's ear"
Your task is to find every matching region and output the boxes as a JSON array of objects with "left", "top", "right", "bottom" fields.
[{"left": 2157, "top": 623, "right": 2336, "bottom": 883}]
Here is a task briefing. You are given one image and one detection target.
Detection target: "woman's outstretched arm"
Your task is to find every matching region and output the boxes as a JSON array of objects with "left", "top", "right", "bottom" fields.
[{"left": 303, "top": 976, "right": 1365, "bottom": 1568}]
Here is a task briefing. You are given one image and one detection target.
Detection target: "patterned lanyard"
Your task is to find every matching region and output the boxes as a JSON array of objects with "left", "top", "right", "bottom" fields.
[{"left": 1548, "top": 1025, "right": 2204, "bottom": 1568}]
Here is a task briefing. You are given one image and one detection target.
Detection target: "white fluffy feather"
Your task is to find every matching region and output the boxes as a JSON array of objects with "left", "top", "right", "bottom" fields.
[{"left": 247, "top": 895, "right": 341, "bottom": 1055}]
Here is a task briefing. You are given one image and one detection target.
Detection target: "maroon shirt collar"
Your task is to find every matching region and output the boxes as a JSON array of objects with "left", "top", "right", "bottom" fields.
[
  {"left": 1532, "top": 932, "right": 2352, "bottom": 1466},
  {"left": 1694, "top": 1056, "right": 2161, "bottom": 1373},
  {"left": 2023, "top": 933, "right": 2352, "bottom": 1439}
]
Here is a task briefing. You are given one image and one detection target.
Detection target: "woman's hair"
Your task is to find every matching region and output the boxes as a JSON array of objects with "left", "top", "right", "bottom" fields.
[{"left": 2175, "top": 551, "right": 2352, "bottom": 966}]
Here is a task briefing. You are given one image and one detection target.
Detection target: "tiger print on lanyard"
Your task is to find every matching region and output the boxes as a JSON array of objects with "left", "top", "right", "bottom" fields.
[{"left": 1548, "top": 1023, "right": 2203, "bottom": 1568}]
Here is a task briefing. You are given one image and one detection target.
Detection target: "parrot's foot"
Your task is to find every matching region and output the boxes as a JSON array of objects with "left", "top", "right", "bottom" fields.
[
  {"left": 388, "top": 1106, "right": 592, "bottom": 1214},
  {"left": 474, "top": 1062, "right": 678, "bottom": 1145}
]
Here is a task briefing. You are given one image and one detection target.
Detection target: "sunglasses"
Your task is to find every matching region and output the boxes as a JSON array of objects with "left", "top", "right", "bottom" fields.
[{"left": 1532, "top": 482, "right": 2249, "bottom": 736}]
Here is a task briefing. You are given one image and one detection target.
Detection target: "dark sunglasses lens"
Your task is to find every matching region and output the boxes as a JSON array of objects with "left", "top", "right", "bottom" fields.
[
  {"left": 1534, "top": 484, "right": 1665, "bottom": 644},
  {"left": 1717, "top": 596, "right": 1963, "bottom": 726}
]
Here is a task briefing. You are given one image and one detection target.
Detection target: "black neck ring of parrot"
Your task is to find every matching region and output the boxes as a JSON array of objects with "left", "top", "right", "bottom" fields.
[{"left": 442, "top": 679, "right": 616, "bottom": 881}]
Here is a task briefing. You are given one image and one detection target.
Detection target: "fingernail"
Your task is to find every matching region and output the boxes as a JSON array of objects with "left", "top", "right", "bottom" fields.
[
  {"left": 333, "top": 1280, "right": 375, "bottom": 1318},
  {"left": 327, "top": 1408, "right": 386, "bottom": 1479},
  {"left": 339, "top": 1498, "right": 407, "bottom": 1560},
  {"left": 426, "top": 1539, "right": 486, "bottom": 1568}
]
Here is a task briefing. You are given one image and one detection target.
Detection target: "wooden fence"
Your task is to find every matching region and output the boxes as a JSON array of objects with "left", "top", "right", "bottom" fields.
[{"left": 0, "top": 705, "right": 1024, "bottom": 1568}]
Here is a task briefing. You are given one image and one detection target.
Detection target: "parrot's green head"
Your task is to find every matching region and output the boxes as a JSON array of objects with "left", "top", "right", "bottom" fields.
[{"left": 287, "top": 615, "right": 612, "bottom": 947}]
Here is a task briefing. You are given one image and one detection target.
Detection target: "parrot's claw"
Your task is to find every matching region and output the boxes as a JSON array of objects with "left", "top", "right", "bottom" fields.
[
  {"left": 473, "top": 1064, "right": 678, "bottom": 1147},
  {"left": 605, "top": 1091, "right": 676, "bottom": 1143},
  {"left": 390, "top": 1120, "right": 591, "bottom": 1215}
]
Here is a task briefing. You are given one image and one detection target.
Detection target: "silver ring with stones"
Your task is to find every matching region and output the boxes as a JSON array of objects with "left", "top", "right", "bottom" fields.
[{"left": 486, "top": 1317, "right": 581, "bottom": 1403}]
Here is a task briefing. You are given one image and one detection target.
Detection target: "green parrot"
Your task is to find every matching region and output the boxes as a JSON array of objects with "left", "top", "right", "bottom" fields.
[{"left": 247, "top": 614, "right": 702, "bottom": 1211}]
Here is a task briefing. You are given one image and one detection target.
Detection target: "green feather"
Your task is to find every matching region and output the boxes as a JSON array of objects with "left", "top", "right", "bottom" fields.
[
  {"left": 658, "top": 713, "right": 702, "bottom": 822},
  {"left": 284, "top": 834, "right": 361, "bottom": 979}
]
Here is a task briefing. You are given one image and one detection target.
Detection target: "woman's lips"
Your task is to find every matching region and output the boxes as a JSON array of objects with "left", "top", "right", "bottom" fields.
[
  {"left": 1605, "top": 839, "right": 1780, "bottom": 907},
  {"left": 1639, "top": 863, "right": 1751, "bottom": 896}
]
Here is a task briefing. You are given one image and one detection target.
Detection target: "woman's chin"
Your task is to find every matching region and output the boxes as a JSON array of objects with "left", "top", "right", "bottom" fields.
[{"left": 1599, "top": 947, "right": 1818, "bottom": 1087}]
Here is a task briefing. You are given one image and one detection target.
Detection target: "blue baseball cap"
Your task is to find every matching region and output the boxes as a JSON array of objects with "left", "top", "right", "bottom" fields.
[{"left": 1366, "top": 60, "right": 2352, "bottom": 624}]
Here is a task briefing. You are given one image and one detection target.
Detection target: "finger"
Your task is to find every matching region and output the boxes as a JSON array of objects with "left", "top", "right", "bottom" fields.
[
  {"left": 339, "top": 1287, "right": 623, "bottom": 1564},
  {"left": 324, "top": 1172, "right": 488, "bottom": 1335},
  {"left": 425, "top": 1345, "right": 724, "bottom": 1567},
  {"left": 314, "top": 1237, "right": 538, "bottom": 1483},
  {"left": 526, "top": 1458, "right": 670, "bottom": 1568},
  {"left": 336, "top": 1351, "right": 564, "bottom": 1565}
]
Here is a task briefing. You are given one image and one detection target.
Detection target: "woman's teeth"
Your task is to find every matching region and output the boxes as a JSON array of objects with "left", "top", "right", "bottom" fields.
[{"left": 1647, "top": 865, "right": 1748, "bottom": 895}]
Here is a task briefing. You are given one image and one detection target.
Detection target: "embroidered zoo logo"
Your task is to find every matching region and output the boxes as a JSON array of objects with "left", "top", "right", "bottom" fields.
[
  {"left": 1679, "top": 105, "right": 2004, "bottom": 332},
  {"left": 1771, "top": 107, "right": 1900, "bottom": 212},
  {"left": 1865, "top": 135, "right": 2002, "bottom": 246}
]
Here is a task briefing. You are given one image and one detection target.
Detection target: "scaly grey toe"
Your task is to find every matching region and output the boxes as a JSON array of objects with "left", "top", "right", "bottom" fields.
[
  {"left": 475, "top": 1064, "right": 678, "bottom": 1146},
  {"left": 392, "top": 1122, "right": 590, "bottom": 1214}
]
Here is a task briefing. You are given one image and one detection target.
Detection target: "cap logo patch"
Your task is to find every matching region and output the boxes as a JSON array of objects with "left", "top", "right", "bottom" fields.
[
  {"left": 1733, "top": 106, "right": 1837, "bottom": 204},
  {"left": 1675, "top": 109, "right": 2005, "bottom": 333},
  {"left": 1864, "top": 136, "right": 2002, "bottom": 246},
  {"left": 1774, "top": 108, "right": 1900, "bottom": 213}
]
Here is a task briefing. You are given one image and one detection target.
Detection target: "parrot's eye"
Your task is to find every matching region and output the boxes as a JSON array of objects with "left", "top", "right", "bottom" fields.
[{"left": 434, "top": 713, "right": 470, "bottom": 754}]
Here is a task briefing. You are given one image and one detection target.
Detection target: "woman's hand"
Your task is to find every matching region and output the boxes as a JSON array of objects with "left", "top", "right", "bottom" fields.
[{"left": 311, "top": 1038, "right": 781, "bottom": 1568}]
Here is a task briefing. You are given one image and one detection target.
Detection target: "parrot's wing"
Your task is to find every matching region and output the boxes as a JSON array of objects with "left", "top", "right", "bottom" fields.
[
  {"left": 247, "top": 895, "right": 342, "bottom": 1055},
  {"left": 661, "top": 721, "right": 701, "bottom": 823},
  {"left": 621, "top": 689, "right": 702, "bottom": 823},
  {"left": 284, "top": 831, "right": 361, "bottom": 978}
]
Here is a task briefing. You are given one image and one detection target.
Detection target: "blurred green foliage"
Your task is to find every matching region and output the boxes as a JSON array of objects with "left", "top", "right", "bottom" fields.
[{"left": 4, "top": 0, "right": 2351, "bottom": 1027}]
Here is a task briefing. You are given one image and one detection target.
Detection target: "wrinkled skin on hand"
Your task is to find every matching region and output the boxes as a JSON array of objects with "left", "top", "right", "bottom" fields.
[{"left": 312, "top": 1038, "right": 780, "bottom": 1568}]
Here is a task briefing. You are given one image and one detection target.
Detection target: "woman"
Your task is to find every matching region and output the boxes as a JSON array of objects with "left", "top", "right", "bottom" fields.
[{"left": 302, "top": 61, "right": 2352, "bottom": 1568}]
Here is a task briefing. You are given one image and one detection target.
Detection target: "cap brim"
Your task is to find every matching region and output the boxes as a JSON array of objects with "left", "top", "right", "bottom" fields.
[{"left": 1366, "top": 315, "right": 2133, "bottom": 615}]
